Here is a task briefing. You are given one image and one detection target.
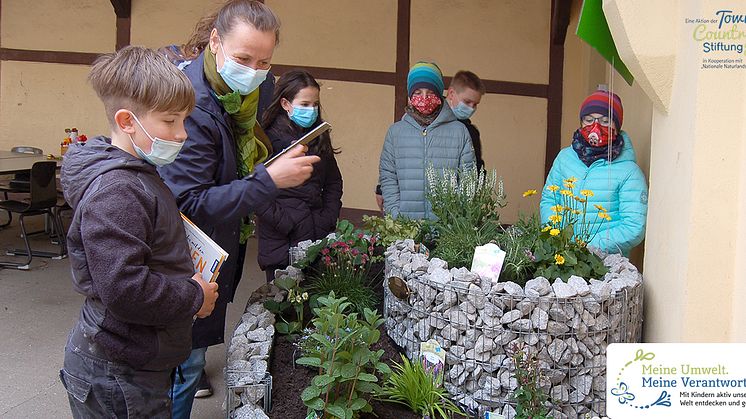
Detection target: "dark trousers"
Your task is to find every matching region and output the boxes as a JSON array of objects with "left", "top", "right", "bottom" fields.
[{"left": 59, "top": 324, "right": 173, "bottom": 418}]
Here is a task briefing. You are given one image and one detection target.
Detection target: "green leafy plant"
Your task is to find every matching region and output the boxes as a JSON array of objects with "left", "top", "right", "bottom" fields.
[
  {"left": 425, "top": 165, "right": 507, "bottom": 269},
  {"left": 362, "top": 214, "right": 423, "bottom": 247},
  {"left": 493, "top": 214, "right": 541, "bottom": 285},
  {"left": 432, "top": 217, "right": 501, "bottom": 269},
  {"left": 307, "top": 259, "right": 379, "bottom": 314},
  {"left": 294, "top": 220, "right": 381, "bottom": 270},
  {"left": 508, "top": 342, "right": 550, "bottom": 419},
  {"left": 263, "top": 276, "right": 309, "bottom": 335},
  {"left": 296, "top": 292, "right": 391, "bottom": 419},
  {"left": 303, "top": 223, "right": 382, "bottom": 314},
  {"left": 377, "top": 354, "right": 463, "bottom": 419},
  {"left": 425, "top": 165, "right": 506, "bottom": 229},
  {"left": 525, "top": 179, "right": 609, "bottom": 281}
]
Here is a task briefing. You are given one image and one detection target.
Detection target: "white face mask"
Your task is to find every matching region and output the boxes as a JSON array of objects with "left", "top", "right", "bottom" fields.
[
  {"left": 217, "top": 39, "right": 269, "bottom": 95},
  {"left": 128, "top": 113, "right": 184, "bottom": 166}
]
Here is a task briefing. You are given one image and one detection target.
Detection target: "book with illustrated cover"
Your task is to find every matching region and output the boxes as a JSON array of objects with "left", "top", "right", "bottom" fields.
[{"left": 181, "top": 213, "right": 228, "bottom": 283}]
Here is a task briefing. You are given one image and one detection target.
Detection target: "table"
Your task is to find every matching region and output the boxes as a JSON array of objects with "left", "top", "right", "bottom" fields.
[
  {"left": 0, "top": 151, "right": 60, "bottom": 174},
  {"left": 0, "top": 151, "right": 65, "bottom": 264}
]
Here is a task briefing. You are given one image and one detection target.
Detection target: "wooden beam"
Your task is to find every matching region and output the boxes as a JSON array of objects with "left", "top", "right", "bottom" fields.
[
  {"left": 116, "top": 17, "right": 131, "bottom": 50},
  {"left": 551, "top": 0, "right": 572, "bottom": 45},
  {"left": 443, "top": 76, "right": 549, "bottom": 98},
  {"left": 0, "top": 48, "right": 99, "bottom": 65},
  {"left": 110, "top": 0, "right": 131, "bottom": 18},
  {"left": 110, "top": 0, "right": 131, "bottom": 49},
  {"left": 271, "top": 65, "right": 396, "bottom": 86},
  {"left": 545, "top": 1, "right": 567, "bottom": 177},
  {"left": 394, "top": 0, "right": 411, "bottom": 121}
]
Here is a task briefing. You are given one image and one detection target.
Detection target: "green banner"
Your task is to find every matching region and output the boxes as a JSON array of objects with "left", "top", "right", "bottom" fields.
[{"left": 576, "top": 0, "right": 634, "bottom": 85}]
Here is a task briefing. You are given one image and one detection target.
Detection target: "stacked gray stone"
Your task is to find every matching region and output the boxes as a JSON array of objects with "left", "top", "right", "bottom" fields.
[
  {"left": 225, "top": 301, "right": 276, "bottom": 418},
  {"left": 384, "top": 240, "right": 643, "bottom": 419}
]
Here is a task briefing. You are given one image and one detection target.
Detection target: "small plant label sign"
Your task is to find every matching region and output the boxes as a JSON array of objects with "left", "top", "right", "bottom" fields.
[
  {"left": 484, "top": 412, "right": 505, "bottom": 419},
  {"left": 471, "top": 243, "right": 506, "bottom": 282},
  {"left": 420, "top": 339, "right": 446, "bottom": 386}
]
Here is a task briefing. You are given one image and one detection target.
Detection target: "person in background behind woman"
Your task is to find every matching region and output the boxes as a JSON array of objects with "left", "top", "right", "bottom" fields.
[
  {"left": 257, "top": 70, "right": 343, "bottom": 281},
  {"left": 378, "top": 61, "right": 475, "bottom": 220}
]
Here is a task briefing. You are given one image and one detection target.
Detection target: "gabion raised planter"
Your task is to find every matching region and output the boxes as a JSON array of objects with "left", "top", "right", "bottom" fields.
[
  {"left": 383, "top": 239, "right": 643, "bottom": 419},
  {"left": 225, "top": 301, "right": 276, "bottom": 419}
]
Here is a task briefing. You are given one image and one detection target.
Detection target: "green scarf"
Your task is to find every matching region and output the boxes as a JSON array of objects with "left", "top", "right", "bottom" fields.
[{"left": 204, "top": 51, "right": 271, "bottom": 243}]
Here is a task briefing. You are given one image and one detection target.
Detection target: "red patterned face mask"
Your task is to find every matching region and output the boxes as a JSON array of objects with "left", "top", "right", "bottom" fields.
[
  {"left": 409, "top": 94, "right": 442, "bottom": 115},
  {"left": 580, "top": 122, "right": 616, "bottom": 147}
]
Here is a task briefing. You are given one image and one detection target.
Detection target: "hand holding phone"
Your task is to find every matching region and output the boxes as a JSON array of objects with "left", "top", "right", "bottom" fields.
[{"left": 264, "top": 121, "right": 331, "bottom": 167}]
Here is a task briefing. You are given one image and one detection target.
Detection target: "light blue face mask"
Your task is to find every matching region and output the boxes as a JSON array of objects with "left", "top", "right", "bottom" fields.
[
  {"left": 289, "top": 105, "right": 319, "bottom": 128},
  {"left": 128, "top": 113, "right": 184, "bottom": 166},
  {"left": 452, "top": 101, "right": 476, "bottom": 120},
  {"left": 217, "top": 39, "right": 269, "bottom": 95}
]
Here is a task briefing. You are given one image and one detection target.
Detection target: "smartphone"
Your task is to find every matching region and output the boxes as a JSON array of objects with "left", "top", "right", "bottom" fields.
[{"left": 263, "top": 121, "right": 332, "bottom": 167}]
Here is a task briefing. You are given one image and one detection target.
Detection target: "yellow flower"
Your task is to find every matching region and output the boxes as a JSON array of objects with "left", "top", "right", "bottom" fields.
[
  {"left": 563, "top": 181, "right": 575, "bottom": 189},
  {"left": 573, "top": 210, "right": 581, "bottom": 215},
  {"left": 574, "top": 196, "right": 587, "bottom": 203},
  {"left": 575, "top": 238, "right": 587, "bottom": 247},
  {"left": 566, "top": 177, "right": 578, "bottom": 183},
  {"left": 554, "top": 254, "right": 565, "bottom": 265},
  {"left": 560, "top": 189, "right": 573, "bottom": 196},
  {"left": 541, "top": 226, "right": 551, "bottom": 232},
  {"left": 548, "top": 215, "right": 562, "bottom": 224},
  {"left": 550, "top": 204, "right": 563, "bottom": 213},
  {"left": 598, "top": 212, "right": 612, "bottom": 221},
  {"left": 547, "top": 185, "right": 560, "bottom": 192},
  {"left": 550, "top": 228, "right": 560, "bottom": 236},
  {"left": 594, "top": 204, "right": 608, "bottom": 212},
  {"left": 580, "top": 189, "right": 594, "bottom": 197},
  {"left": 522, "top": 189, "right": 537, "bottom": 197}
]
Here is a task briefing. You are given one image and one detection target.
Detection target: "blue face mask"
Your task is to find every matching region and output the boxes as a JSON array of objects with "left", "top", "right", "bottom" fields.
[
  {"left": 217, "top": 39, "right": 269, "bottom": 95},
  {"left": 128, "top": 113, "right": 184, "bottom": 166},
  {"left": 289, "top": 105, "right": 319, "bottom": 128},
  {"left": 452, "top": 101, "right": 476, "bottom": 120}
]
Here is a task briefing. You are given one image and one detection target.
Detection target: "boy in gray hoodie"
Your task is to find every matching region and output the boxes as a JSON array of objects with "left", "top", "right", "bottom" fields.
[{"left": 59, "top": 46, "right": 219, "bottom": 418}]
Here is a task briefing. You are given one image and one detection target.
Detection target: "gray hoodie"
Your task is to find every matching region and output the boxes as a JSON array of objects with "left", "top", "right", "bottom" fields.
[{"left": 61, "top": 136, "right": 203, "bottom": 370}]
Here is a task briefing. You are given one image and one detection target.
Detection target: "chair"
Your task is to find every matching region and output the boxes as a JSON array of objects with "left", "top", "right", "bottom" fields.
[
  {"left": 0, "top": 161, "right": 66, "bottom": 269},
  {"left": 0, "top": 146, "right": 44, "bottom": 227}
]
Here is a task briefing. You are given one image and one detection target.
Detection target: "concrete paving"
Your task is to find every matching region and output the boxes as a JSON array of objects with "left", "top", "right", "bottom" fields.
[{"left": 0, "top": 214, "right": 265, "bottom": 419}]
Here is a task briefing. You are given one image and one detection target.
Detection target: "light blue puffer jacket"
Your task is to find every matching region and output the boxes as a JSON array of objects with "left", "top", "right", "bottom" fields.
[
  {"left": 379, "top": 104, "right": 475, "bottom": 220},
  {"left": 539, "top": 132, "right": 648, "bottom": 256}
]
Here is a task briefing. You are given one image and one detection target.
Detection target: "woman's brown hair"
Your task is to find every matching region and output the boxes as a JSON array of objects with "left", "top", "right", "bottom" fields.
[{"left": 182, "top": 0, "right": 280, "bottom": 59}]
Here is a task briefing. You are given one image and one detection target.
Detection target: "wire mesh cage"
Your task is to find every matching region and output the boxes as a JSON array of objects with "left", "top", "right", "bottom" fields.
[
  {"left": 225, "top": 371, "right": 272, "bottom": 418},
  {"left": 383, "top": 241, "right": 643, "bottom": 419},
  {"left": 225, "top": 301, "right": 276, "bottom": 418}
]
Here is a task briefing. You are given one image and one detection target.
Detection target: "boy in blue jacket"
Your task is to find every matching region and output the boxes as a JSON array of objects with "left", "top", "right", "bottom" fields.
[
  {"left": 59, "top": 46, "right": 219, "bottom": 418},
  {"left": 540, "top": 89, "right": 648, "bottom": 256}
]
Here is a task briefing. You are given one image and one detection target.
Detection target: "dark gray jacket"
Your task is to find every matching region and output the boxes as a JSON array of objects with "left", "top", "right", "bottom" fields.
[{"left": 62, "top": 137, "right": 203, "bottom": 370}]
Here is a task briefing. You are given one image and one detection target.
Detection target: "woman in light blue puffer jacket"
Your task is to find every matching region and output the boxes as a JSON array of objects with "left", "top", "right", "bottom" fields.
[
  {"left": 540, "top": 90, "right": 648, "bottom": 256},
  {"left": 379, "top": 62, "right": 475, "bottom": 220}
]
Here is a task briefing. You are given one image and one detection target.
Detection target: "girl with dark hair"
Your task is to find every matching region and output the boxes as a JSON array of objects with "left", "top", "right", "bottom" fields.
[{"left": 257, "top": 70, "right": 343, "bottom": 281}]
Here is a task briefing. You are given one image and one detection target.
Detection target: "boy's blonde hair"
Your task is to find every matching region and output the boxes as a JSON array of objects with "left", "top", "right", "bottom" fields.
[
  {"left": 88, "top": 46, "right": 195, "bottom": 127},
  {"left": 450, "top": 70, "right": 486, "bottom": 95}
]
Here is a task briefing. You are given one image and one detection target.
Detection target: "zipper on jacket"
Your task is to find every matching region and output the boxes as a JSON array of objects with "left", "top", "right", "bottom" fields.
[{"left": 422, "top": 128, "right": 427, "bottom": 136}]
